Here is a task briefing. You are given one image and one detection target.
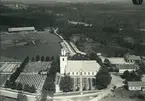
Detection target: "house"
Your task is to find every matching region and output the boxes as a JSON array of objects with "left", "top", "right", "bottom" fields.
[
  {"left": 117, "top": 64, "right": 138, "bottom": 74},
  {"left": 124, "top": 53, "right": 141, "bottom": 63},
  {"left": 8, "top": 27, "right": 36, "bottom": 32},
  {"left": 128, "top": 81, "right": 145, "bottom": 91}
]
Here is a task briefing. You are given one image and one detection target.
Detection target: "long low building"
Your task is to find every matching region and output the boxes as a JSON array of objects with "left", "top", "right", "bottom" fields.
[
  {"left": 128, "top": 81, "right": 145, "bottom": 91},
  {"left": 8, "top": 27, "right": 35, "bottom": 32},
  {"left": 117, "top": 64, "right": 139, "bottom": 74}
]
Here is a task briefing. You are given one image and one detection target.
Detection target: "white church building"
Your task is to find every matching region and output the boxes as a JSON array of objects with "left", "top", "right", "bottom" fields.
[
  {"left": 60, "top": 48, "right": 101, "bottom": 76},
  {"left": 56, "top": 48, "right": 101, "bottom": 91}
]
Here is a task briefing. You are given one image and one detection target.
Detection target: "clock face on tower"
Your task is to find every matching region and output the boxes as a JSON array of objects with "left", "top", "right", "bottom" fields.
[{"left": 132, "top": 0, "right": 143, "bottom": 5}]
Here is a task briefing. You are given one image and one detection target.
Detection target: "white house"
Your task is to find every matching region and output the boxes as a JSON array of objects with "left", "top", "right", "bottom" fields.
[
  {"left": 128, "top": 81, "right": 145, "bottom": 91},
  {"left": 117, "top": 64, "right": 138, "bottom": 74}
]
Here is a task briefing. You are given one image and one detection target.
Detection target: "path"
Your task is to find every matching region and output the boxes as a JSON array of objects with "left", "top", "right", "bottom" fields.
[{"left": 54, "top": 28, "right": 76, "bottom": 56}]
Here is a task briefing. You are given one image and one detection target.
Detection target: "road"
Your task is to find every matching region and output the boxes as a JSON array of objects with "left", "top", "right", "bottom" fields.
[{"left": 54, "top": 28, "right": 76, "bottom": 56}]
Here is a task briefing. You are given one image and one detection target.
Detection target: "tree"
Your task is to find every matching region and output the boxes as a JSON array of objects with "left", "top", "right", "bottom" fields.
[
  {"left": 10, "top": 82, "right": 17, "bottom": 89},
  {"left": 50, "top": 56, "right": 55, "bottom": 61},
  {"left": 89, "top": 52, "right": 97, "bottom": 60},
  {"left": 4, "top": 80, "right": 11, "bottom": 88},
  {"left": 31, "top": 57, "right": 35, "bottom": 62},
  {"left": 16, "top": 83, "right": 23, "bottom": 90},
  {"left": 95, "top": 68, "right": 112, "bottom": 89},
  {"left": 41, "top": 56, "right": 45, "bottom": 62},
  {"left": 45, "top": 56, "right": 50, "bottom": 61},
  {"left": 60, "top": 75, "right": 73, "bottom": 92},
  {"left": 122, "top": 70, "right": 130, "bottom": 79},
  {"left": 29, "top": 85, "right": 36, "bottom": 93},
  {"left": 36, "top": 55, "right": 40, "bottom": 61},
  {"left": 23, "top": 84, "right": 30, "bottom": 92},
  {"left": 42, "top": 77, "right": 55, "bottom": 95}
]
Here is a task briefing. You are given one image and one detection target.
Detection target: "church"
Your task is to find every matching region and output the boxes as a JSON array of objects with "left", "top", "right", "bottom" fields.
[{"left": 59, "top": 48, "right": 101, "bottom": 91}]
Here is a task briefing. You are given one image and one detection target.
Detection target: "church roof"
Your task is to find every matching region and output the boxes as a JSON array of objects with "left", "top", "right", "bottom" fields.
[{"left": 66, "top": 60, "right": 100, "bottom": 72}]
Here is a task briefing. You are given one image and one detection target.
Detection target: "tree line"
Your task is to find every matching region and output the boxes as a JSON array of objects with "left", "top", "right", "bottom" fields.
[{"left": 4, "top": 56, "right": 36, "bottom": 93}]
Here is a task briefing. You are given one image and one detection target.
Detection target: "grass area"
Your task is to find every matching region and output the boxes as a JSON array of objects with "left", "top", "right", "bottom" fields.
[
  {"left": 0, "top": 96, "right": 16, "bottom": 101},
  {"left": 0, "top": 31, "right": 62, "bottom": 60}
]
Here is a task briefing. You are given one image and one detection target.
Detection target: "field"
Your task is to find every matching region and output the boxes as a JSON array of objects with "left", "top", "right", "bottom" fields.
[
  {"left": 0, "top": 31, "right": 62, "bottom": 60},
  {"left": 0, "top": 62, "right": 20, "bottom": 73},
  {"left": 23, "top": 62, "right": 51, "bottom": 73},
  {"left": 16, "top": 74, "right": 47, "bottom": 90}
]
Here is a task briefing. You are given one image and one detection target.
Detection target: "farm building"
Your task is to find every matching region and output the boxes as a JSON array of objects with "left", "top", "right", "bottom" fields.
[
  {"left": 117, "top": 64, "right": 138, "bottom": 74},
  {"left": 8, "top": 27, "right": 36, "bottom": 32},
  {"left": 128, "top": 81, "right": 145, "bottom": 91}
]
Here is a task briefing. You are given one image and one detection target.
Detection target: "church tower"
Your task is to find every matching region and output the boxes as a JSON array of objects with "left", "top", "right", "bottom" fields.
[{"left": 60, "top": 48, "right": 68, "bottom": 74}]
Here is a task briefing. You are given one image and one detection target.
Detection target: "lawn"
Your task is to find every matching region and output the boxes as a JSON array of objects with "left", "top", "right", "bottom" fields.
[{"left": 0, "top": 31, "right": 62, "bottom": 60}]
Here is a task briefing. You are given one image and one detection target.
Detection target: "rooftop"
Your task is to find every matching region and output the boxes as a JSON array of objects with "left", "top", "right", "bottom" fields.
[
  {"left": 128, "top": 81, "right": 145, "bottom": 87},
  {"left": 66, "top": 60, "right": 100, "bottom": 72},
  {"left": 117, "top": 64, "right": 138, "bottom": 69},
  {"left": 8, "top": 27, "right": 35, "bottom": 32},
  {"left": 107, "top": 57, "right": 133, "bottom": 65},
  {"left": 125, "top": 54, "right": 141, "bottom": 60}
]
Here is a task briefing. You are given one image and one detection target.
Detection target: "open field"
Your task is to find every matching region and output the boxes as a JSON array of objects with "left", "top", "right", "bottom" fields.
[{"left": 0, "top": 31, "right": 62, "bottom": 60}]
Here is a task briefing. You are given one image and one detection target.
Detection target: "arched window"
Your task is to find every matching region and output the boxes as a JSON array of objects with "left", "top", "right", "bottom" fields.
[
  {"left": 88, "top": 72, "right": 90, "bottom": 75},
  {"left": 63, "top": 58, "right": 64, "bottom": 61}
]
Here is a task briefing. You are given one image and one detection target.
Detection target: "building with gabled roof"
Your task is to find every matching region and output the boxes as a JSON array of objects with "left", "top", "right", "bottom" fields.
[
  {"left": 117, "top": 64, "right": 139, "bottom": 74},
  {"left": 128, "top": 81, "right": 145, "bottom": 91},
  {"left": 8, "top": 27, "right": 35, "bottom": 32},
  {"left": 124, "top": 53, "right": 141, "bottom": 63},
  {"left": 60, "top": 48, "right": 100, "bottom": 76}
]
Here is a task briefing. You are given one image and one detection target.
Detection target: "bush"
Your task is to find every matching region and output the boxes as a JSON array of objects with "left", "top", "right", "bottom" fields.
[
  {"left": 23, "top": 84, "right": 30, "bottom": 92},
  {"left": 16, "top": 83, "right": 23, "bottom": 90},
  {"left": 4, "top": 80, "right": 11, "bottom": 88},
  {"left": 29, "top": 85, "right": 36, "bottom": 93},
  {"left": 95, "top": 68, "right": 112, "bottom": 89},
  {"left": 60, "top": 75, "right": 73, "bottom": 92},
  {"left": 10, "top": 82, "right": 17, "bottom": 89}
]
